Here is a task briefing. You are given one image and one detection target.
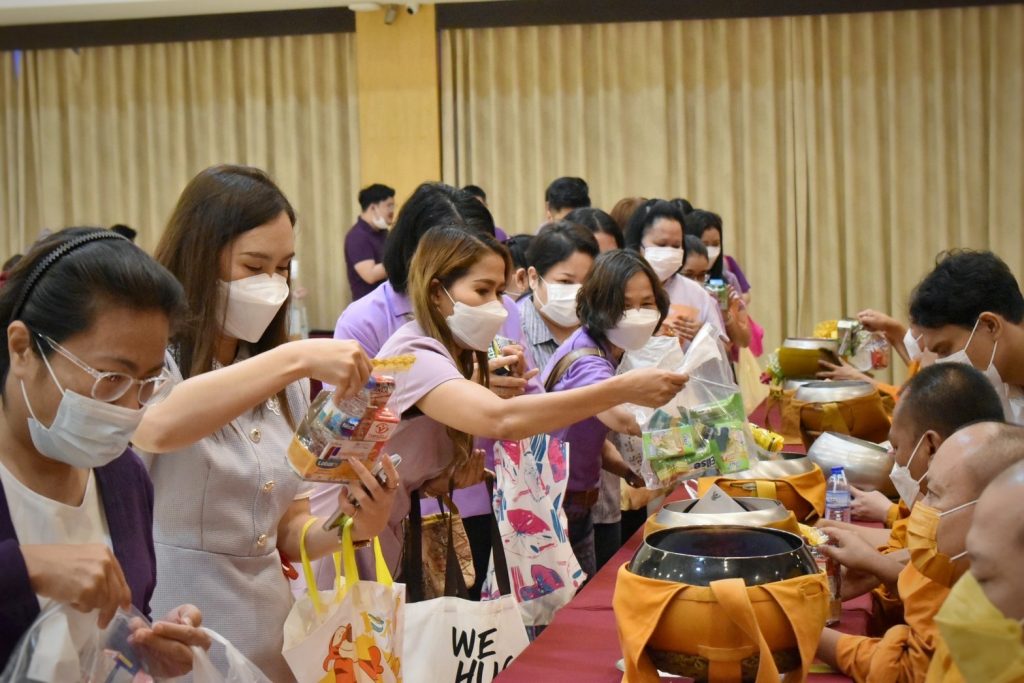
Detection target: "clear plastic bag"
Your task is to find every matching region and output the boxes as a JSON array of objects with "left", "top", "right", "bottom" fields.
[
  {"left": 188, "top": 628, "right": 270, "bottom": 683},
  {"left": 626, "top": 326, "right": 755, "bottom": 488},
  {"left": 1, "top": 603, "right": 154, "bottom": 683}
]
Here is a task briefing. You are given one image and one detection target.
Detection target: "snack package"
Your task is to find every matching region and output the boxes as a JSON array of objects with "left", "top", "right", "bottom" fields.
[
  {"left": 624, "top": 326, "right": 755, "bottom": 487},
  {"left": 287, "top": 356, "right": 414, "bottom": 482}
]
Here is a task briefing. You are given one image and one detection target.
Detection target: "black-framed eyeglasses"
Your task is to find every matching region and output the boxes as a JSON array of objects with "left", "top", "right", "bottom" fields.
[{"left": 37, "top": 334, "right": 175, "bottom": 406}]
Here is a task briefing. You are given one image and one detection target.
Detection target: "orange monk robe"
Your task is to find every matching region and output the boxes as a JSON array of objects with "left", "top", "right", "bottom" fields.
[{"left": 836, "top": 562, "right": 949, "bottom": 683}]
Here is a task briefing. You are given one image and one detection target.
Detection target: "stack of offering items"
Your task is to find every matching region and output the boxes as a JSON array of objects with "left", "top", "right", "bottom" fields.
[
  {"left": 640, "top": 392, "right": 752, "bottom": 486},
  {"left": 287, "top": 355, "right": 415, "bottom": 482}
]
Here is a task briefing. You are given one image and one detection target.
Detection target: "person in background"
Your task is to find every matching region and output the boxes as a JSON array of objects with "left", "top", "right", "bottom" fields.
[
  {"left": 345, "top": 183, "right": 396, "bottom": 301},
  {"left": 927, "top": 453, "right": 1024, "bottom": 683},
  {"left": 544, "top": 176, "right": 591, "bottom": 223},
  {"left": 670, "top": 197, "right": 694, "bottom": 216},
  {"left": 543, "top": 250, "right": 674, "bottom": 576},
  {"left": 816, "top": 421, "right": 1024, "bottom": 682},
  {"left": 909, "top": 250, "right": 1024, "bottom": 425},
  {"left": 504, "top": 234, "right": 533, "bottom": 300},
  {"left": 518, "top": 222, "right": 599, "bottom": 372},
  {"left": 333, "top": 182, "right": 539, "bottom": 599},
  {"left": 462, "top": 184, "right": 508, "bottom": 241},
  {"left": 681, "top": 235, "right": 752, "bottom": 353},
  {"left": 563, "top": 207, "right": 628, "bottom": 569},
  {"left": 0, "top": 254, "right": 22, "bottom": 288},
  {"left": 624, "top": 200, "right": 725, "bottom": 349},
  {"left": 609, "top": 196, "right": 647, "bottom": 235},
  {"left": 109, "top": 224, "right": 137, "bottom": 242},
  {"left": 566, "top": 207, "right": 623, "bottom": 253},
  {"left": 0, "top": 229, "right": 208, "bottom": 673},
  {"left": 684, "top": 209, "right": 752, "bottom": 305},
  {"left": 817, "top": 364, "right": 1005, "bottom": 632},
  {"left": 134, "top": 166, "right": 398, "bottom": 680}
]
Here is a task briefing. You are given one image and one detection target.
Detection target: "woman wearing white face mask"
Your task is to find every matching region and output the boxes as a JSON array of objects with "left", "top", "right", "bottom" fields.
[
  {"left": 369, "top": 227, "right": 688, "bottom": 571},
  {"left": 541, "top": 250, "right": 675, "bottom": 576},
  {"left": 624, "top": 200, "right": 726, "bottom": 349},
  {"left": 0, "top": 229, "right": 209, "bottom": 673},
  {"left": 518, "top": 221, "right": 600, "bottom": 371},
  {"left": 132, "top": 166, "right": 399, "bottom": 680},
  {"left": 684, "top": 208, "right": 753, "bottom": 306}
]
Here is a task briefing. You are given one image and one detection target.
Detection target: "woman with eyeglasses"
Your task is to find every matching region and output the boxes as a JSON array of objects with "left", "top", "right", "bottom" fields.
[
  {"left": 131, "top": 166, "right": 399, "bottom": 680},
  {"left": 680, "top": 235, "right": 752, "bottom": 354},
  {"left": 0, "top": 229, "right": 208, "bottom": 674}
]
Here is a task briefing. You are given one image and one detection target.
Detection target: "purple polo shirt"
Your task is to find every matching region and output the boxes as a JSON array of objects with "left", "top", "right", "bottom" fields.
[
  {"left": 344, "top": 217, "right": 388, "bottom": 301},
  {"left": 495, "top": 227, "right": 509, "bottom": 242},
  {"left": 329, "top": 281, "right": 541, "bottom": 518},
  {"left": 541, "top": 327, "right": 618, "bottom": 493}
]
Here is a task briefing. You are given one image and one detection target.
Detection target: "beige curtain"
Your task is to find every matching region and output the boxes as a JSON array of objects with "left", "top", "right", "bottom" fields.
[
  {"left": 0, "top": 33, "right": 360, "bottom": 330},
  {"left": 441, "top": 6, "right": 1024, "bottom": 375}
]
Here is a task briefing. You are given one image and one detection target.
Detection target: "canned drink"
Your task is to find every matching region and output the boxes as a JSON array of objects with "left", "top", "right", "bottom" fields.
[{"left": 706, "top": 278, "right": 729, "bottom": 312}]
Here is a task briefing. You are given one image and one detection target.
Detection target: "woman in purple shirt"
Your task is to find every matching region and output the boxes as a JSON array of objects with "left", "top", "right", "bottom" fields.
[
  {"left": 0, "top": 229, "right": 208, "bottom": 673},
  {"left": 371, "top": 226, "right": 687, "bottom": 573},
  {"left": 332, "top": 182, "right": 539, "bottom": 598},
  {"left": 541, "top": 250, "right": 670, "bottom": 576}
]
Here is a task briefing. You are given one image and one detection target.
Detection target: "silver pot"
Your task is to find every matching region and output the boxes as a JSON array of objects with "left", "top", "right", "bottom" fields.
[
  {"left": 729, "top": 456, "right": 817, "bottom": 480},
  {"left": 653, "top": 497, "right": 791, "bottom": 529},
  {"left": 783, "top": 378, "right": 815, "bottom": 392},
  {"left": 629, "top": 525, "right": 819, "bottom": 587},
  {"left": 794, "top": 380, "right": 876, "bottom": 403},
  {"left": 808, "top": 432, "right": 896, "bottom": 496}
]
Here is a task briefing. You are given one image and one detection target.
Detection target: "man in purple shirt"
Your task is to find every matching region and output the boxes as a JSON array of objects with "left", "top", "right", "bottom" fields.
[{"left": 345, "top": 183, "right": 395, "bottom": 301}]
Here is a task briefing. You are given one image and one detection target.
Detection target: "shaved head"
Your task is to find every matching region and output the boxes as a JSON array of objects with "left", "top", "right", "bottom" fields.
[
  {"left": 923, "top": 422, "right": 1024, "bottom": 564},
  {"left": 967, "top": 455, "right": 1024, "bottom": 619}
]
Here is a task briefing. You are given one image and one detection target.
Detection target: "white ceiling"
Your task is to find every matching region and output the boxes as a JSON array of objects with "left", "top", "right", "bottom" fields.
[{"left": 0, "top": 0, "right": 492, "bottom": 26}]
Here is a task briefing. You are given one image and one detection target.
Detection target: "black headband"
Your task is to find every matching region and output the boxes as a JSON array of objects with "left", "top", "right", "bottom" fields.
[{"left": 9, "top": 231, "right": 129, "bottom": 324}]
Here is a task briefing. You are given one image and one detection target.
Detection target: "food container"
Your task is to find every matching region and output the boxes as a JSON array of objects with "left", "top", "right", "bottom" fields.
[
  {"left": 794, "top": 380, "right": 876, "bottom": 404},
  {"left": 777, "top": 338, "right": 841, "bottom": 379},
  {"left": 618, "top": 526, "right": 828, "bottom": 681},
  {"left": 808, "top": 432, "right": 896, "bottom": 496},
  {"left": 645, "top": 497, "right": 799, "bottom": 537}
]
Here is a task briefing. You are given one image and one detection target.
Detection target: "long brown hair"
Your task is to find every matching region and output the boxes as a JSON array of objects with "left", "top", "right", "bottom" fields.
[
  {"left": 408, "top": 226, "right": 511, "bottom": 465},
  {"left": 155, "top": 165, "right": 297, "bottom": 422}
]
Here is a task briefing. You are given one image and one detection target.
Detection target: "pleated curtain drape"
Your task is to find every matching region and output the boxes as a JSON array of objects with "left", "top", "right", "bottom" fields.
[
  {"left": 440, "top": 5, "right": 1024, "bottom": 370},
  {"left": 0, "top": 33, "right": 361, "bottom": 331}
]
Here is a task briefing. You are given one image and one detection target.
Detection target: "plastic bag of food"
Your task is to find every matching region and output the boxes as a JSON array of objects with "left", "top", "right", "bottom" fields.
[{"left": 626, "top": 326, "right": 755, "bottom": 487}]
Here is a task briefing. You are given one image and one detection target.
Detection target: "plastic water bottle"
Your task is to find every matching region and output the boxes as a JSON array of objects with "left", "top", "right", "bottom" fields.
[{"left": 825, "top": 466, "right": 852, "bottom": 523}]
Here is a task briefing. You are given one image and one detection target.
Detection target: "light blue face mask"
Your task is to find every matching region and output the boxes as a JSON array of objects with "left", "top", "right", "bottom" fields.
[{"left": 21, "top": 348, "right": 144, "bottom": 469}]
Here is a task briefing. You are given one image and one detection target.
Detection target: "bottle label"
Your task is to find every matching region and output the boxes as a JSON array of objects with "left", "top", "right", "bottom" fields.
[{"left": 825, "top": 491, "right": 851, "bottom": 508}]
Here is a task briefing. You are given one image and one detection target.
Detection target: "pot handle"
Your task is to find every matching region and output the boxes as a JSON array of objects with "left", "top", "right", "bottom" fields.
[{"left": 708, "top": 578, "right": 781, "bottom": 683}]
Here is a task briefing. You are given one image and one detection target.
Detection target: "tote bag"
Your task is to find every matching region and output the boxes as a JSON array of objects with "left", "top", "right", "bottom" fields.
[{"left": 283, "top": 518, "right": 404, "bottom": 683}]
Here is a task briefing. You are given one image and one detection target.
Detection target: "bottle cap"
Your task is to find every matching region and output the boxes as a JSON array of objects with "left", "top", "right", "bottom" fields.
[{"left": 830, "top": 466, "right": 844, "bottom": 474}]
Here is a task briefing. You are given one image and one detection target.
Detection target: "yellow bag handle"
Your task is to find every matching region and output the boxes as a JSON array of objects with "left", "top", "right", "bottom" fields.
[
  {"left": 708, "top": 578, "right": 781, "bottom": 683},
  {"left": 341, "top": 517, "right": 392, "bottom": 590},
  {"left": 299, "top": 517, "right": 342, "bottom": 618},
  {"left": 754, "top": 480, "right": 778, "bottom": 500}
]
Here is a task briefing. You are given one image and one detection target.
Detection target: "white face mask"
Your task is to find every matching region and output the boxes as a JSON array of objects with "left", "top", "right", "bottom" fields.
[
  {"left": 936, "top": 319, "right": 1015, "bottom": 422},
  {"left": 444, "top": 289, "right": 509, "bottom": 351},
  {"left": 606, "top": 308, "right": 661, "bottom": 352},
  {"left": 890, "top": 433, "right": 928, "bottom": 509},
  {"left": 705, "top": 245, "right": 722, "bottom": 265},
  {"left": 217, "top": 273, "right": 290, "bottom": 343},
  {"left": 643, "top": 246, "right": 683, "bottom": 282},
  {"left": 21, "top": 351, "right": 145, "bottom": 469},
  {"left": 538, "top": 277, "right": 581, "bottom": 328},
  {"left": 904, "top": 328, "right": 924, "bottom": 363}
]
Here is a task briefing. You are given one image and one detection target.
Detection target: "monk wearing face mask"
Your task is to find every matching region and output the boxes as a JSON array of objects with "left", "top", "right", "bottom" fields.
[
  {"left": 927, "top": 441, "right": 1024, "bottom": 683},
  {"left": 815, "top": 421, "right": 1024, "bottom": 682}
]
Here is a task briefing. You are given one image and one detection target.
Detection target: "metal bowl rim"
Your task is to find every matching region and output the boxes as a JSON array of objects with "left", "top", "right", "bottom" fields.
[{"left": 640, "top": 525, "right": 808, "bottom": 562}]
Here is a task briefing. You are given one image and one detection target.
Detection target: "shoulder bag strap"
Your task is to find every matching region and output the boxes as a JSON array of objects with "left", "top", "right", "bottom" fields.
[{"left": 544, "top": 347, "right": 604, "bottom": 393}]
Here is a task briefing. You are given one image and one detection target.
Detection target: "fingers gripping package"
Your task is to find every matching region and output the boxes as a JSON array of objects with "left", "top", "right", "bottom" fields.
[
  {"left": 287, "top": 355, "right": 415, "bottom": 482},
  {"left": 624, "top": 326, "right": 755, "bottom": 487}
]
